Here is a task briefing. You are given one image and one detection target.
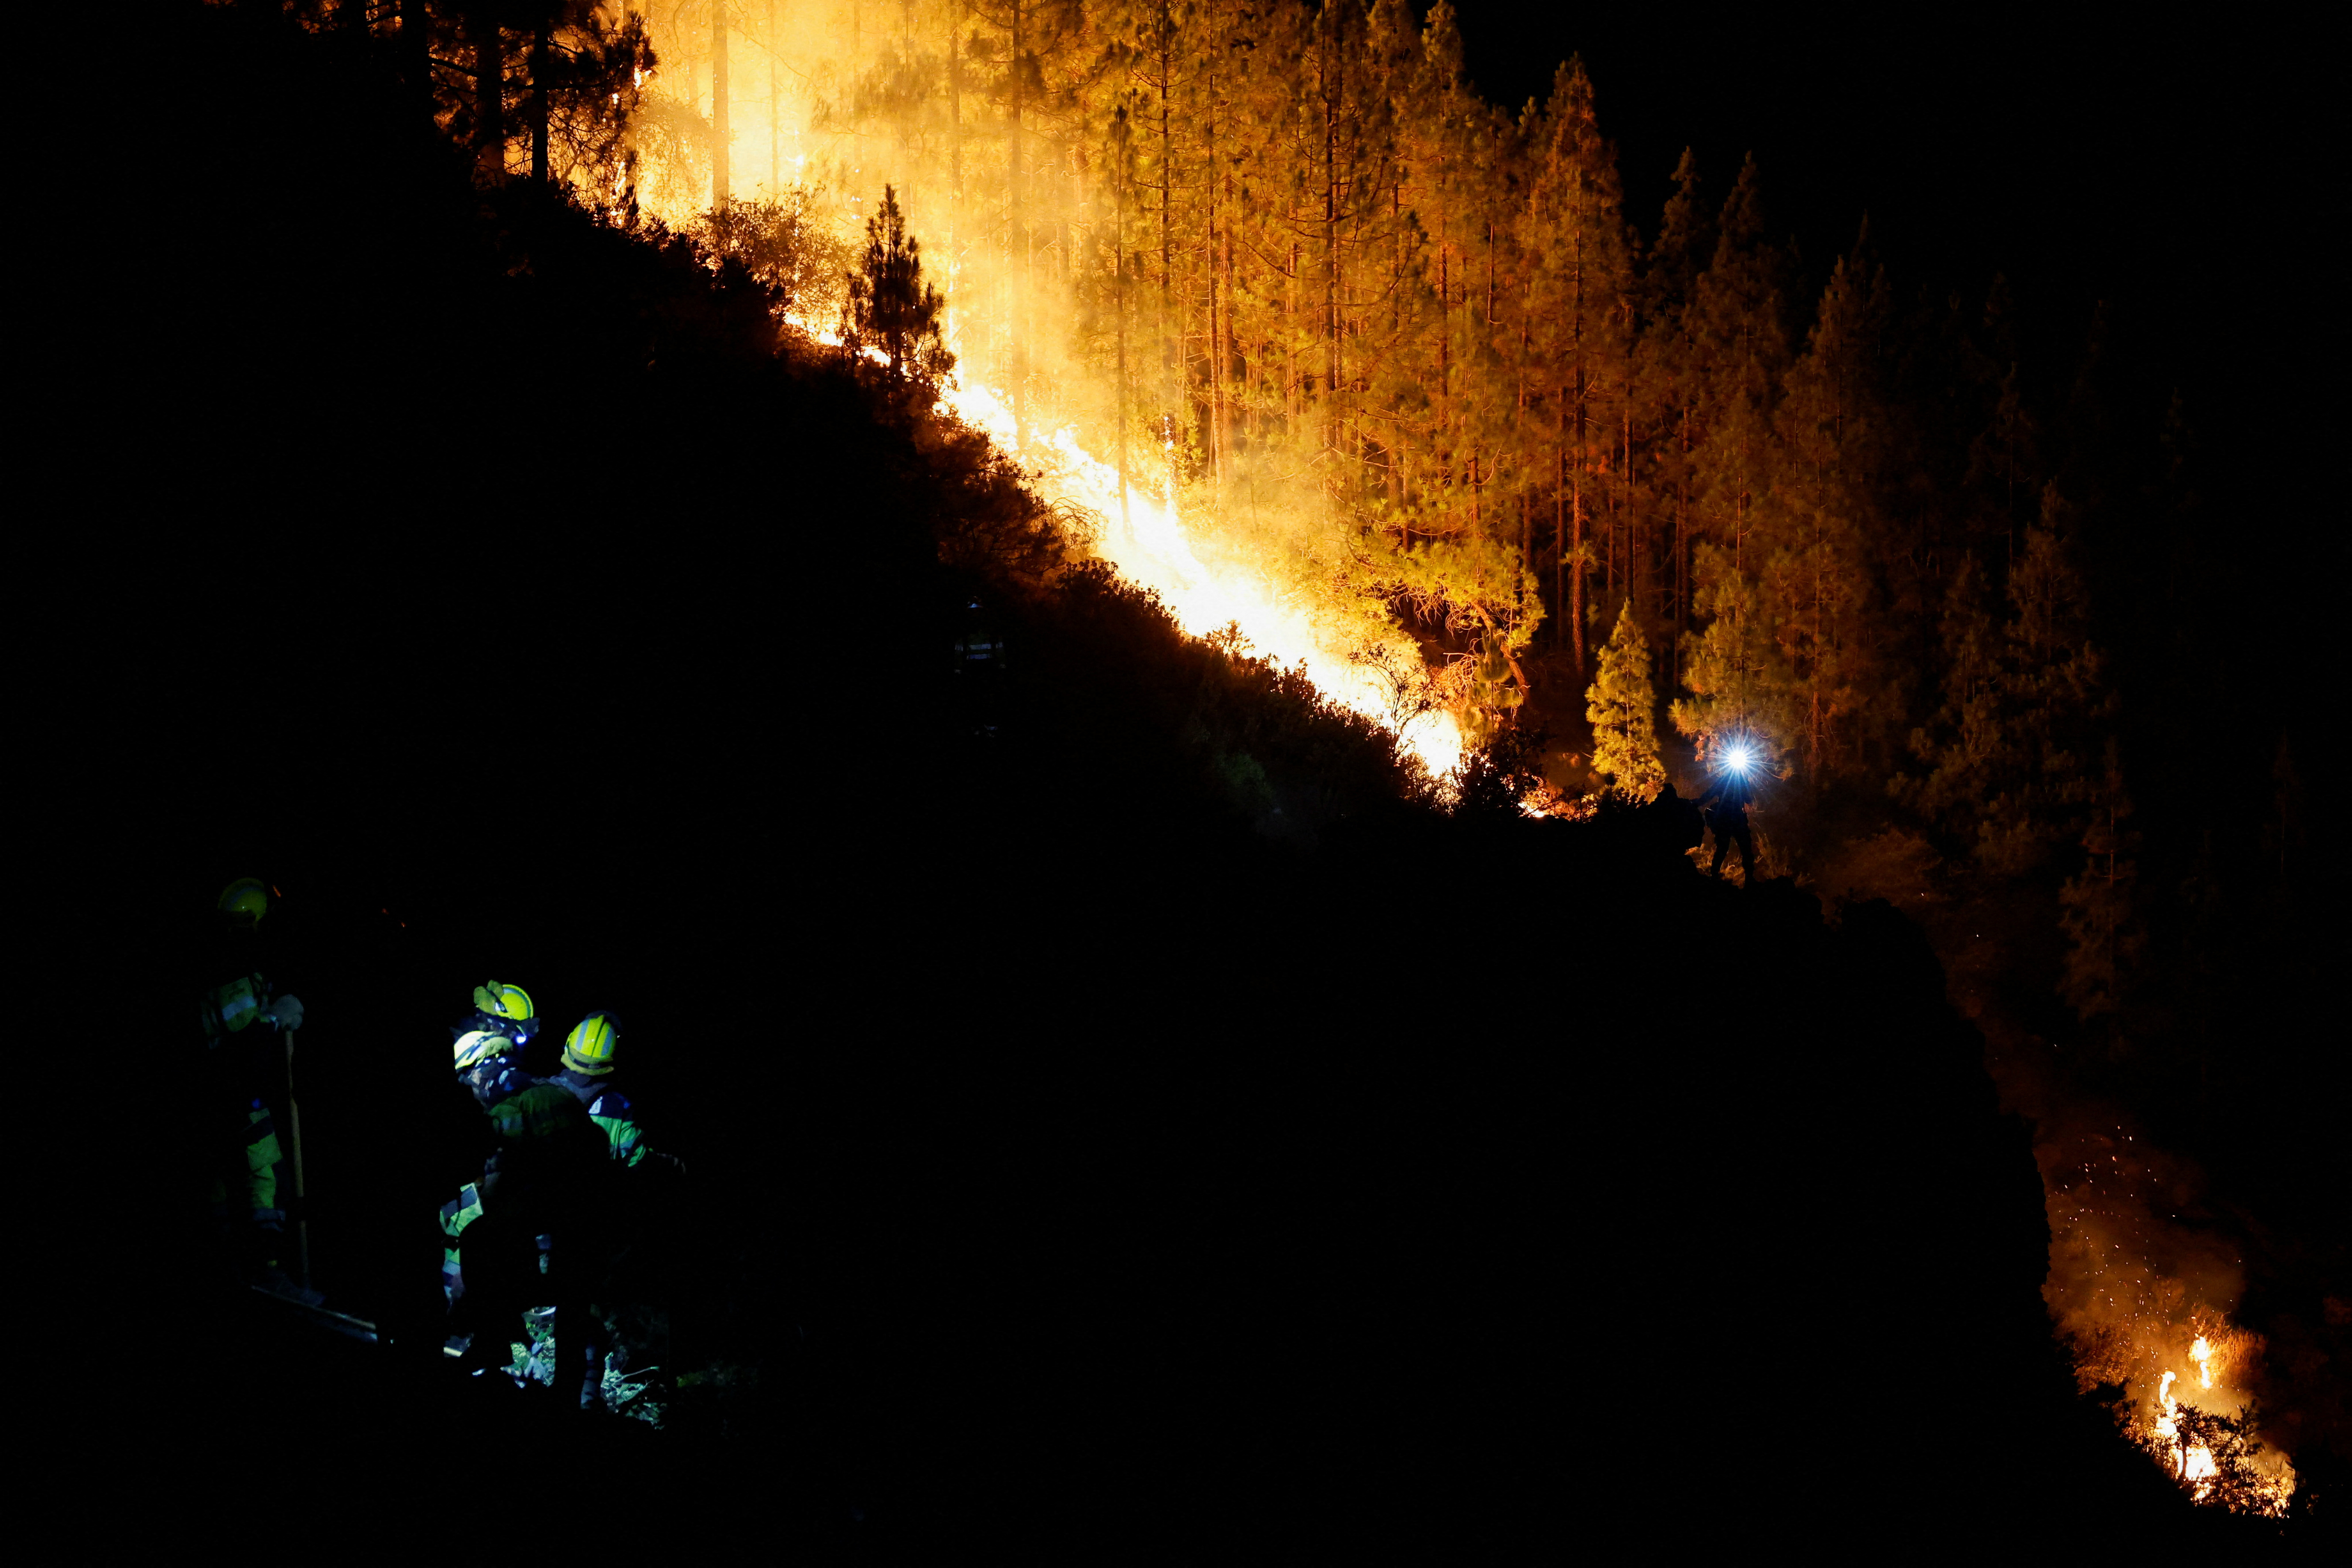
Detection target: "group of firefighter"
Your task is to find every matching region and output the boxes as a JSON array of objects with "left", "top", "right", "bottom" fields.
[{"left": 198, "top": 876, "right": 677, "bottom": 1414}]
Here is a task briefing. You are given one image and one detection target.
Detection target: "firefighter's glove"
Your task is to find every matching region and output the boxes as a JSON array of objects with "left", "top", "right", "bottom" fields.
[{"left": 265, "top": 995, "right": 306, "bottom": 1031}]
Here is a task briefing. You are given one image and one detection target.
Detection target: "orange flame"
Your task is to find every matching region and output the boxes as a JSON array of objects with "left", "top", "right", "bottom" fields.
[{"left": 792, "top": 314, "right": 1467, "bottom": 781}]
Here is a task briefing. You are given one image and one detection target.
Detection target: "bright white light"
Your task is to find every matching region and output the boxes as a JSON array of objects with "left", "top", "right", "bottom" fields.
[{"left": 1724, "top": 745, "right": 1753, "bottom": 774}]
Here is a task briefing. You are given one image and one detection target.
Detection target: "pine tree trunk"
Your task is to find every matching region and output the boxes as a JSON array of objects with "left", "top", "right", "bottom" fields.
[
  {"left": 529, "top": 21, "right": 551, "bottom": 186},
  {"left": 1220, "top": 170, "right": 1235, "bottom": 482},
  {"left": 711, "top": 0, "right": 730, "bottom": 209},
  {"left": 1158, "top": 5, "right": 1172, "bottom": 422},
  {"left": 1675, "top": 399, "right": 1690, "bottom": 694},
  {"left": 404, "top": 0, "right": 432, "bottom": 124},
  {"left": 1117, "top": 242, "right": 1131, "bottom": 530},
  {"left": 472, "top": 8, "right": 503, "bottom": 186},
  {"left": 1554, "top": 393, "right": 1565, "bottom": 652},
  {"left": 1520, "top": 489, "right": 1531, "bottom": 615},
  {"left": 1207, "top": 66, "right": 1223, "bottom": 487},
  {"left": 1011, "top": 0, "right": 1026, "bottom": 440},
  {"left": 947, "top": 2, "right": 959, "bottom": 326},
  {"left": 1323, "top": 66, "right": 1338, "bottom": 464},
  {"left": 1572, "top": 470, "right": 1586, "bottom": 674}
]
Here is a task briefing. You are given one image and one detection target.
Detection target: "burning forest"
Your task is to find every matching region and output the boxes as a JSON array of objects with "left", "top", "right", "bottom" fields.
[{"left": 106, "top": 0, "right": 2339, "bottom": 1554}]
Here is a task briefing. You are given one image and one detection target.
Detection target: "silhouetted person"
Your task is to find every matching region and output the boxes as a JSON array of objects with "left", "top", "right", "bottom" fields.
[
  {"left": 444, "top": 1029, "right": 604, "bottom": 1412},
  {"left": 544, "top": 1011, "right": 683, "bottom": 1411},
  {"left": 1694, "top": 758, "right": 1758, "bottom": 883},
  {"left": 198, "top": 878, "right": 316, "bottom": 1301},
  {"left": 1644, "top": 780, "right": 1705, "bottom": 862},
  {"left": 436, "top": 983, "right": 544, "bottom": 1314}
]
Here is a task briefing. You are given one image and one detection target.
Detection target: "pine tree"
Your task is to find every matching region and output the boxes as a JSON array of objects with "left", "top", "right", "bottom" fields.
[
  {"left": 1587, "top": 600, "right": 1664, "bottom": 800},
  {"left": 2059, "top": 739, "right": 2141, "bottom": 1020},
  {"left": 1672, "top": 542, "right": 1795, "bottom": 768},
  {"left": 844, "top": 185, "right": 956, "bottom": 388},
  {"left": 1763, "top": 246, "right": 1888, "bottom": 784},
  {"left": 1459, "top": 629, "right": 1524, "bottom": 749},
  {"left": 1635, "top": 147, "right": 1709, "bottom": 693},
  {"left": 1895, "top": 551, "right": 2007, "bottom": 836},
  {"left": 1685, "top": 154, "right": 1788, "bottom": 578},
  {"left": 1520, "top": 56, "right": 1631, "bottom": 672}
]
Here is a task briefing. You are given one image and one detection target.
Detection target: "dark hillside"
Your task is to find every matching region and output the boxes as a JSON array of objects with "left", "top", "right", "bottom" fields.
[{"left": 72, "top": 9, "right": 2305, "bottom": 1557}]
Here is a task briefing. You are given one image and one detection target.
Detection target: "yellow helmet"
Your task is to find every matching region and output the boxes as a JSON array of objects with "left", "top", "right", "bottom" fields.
[
  {"left": 218, "top": 877, "right": 270, "bottom": 928},
  {"left": 562, "top": 1012, "right": 620, "bottom": 1076},
  {"left": 473, "top": 981, "right": 538, "bottom": 1034},
  {"left": 454, "top": 1030, "right": 515, "bottom": 1074}
]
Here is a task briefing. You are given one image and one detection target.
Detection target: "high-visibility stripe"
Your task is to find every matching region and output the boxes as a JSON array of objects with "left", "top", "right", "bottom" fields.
[{"left": 440, "top": 1185, "right": 483, "bottom": 1237}]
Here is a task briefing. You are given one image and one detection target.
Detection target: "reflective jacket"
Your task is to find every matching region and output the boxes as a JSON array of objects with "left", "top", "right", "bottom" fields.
[
  {"left": 477, "top": 1076, "right": 603, "bottom": 1222},
  {"left": 201, "top": 972, "right": 275, "bottom": 1049},
  {"left": 550, "top": 1072, "right": 653, "bottom": 1168},
  {"left": 586, "top": 1086, "right": 650, "bottom": 1168}
]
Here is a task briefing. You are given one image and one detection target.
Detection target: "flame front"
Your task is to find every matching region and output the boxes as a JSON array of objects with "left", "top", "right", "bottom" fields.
[
  {"left": 937, "top": 378, "right": 1466, "bottom": 780},
  {"left": 2108, "top": 1325, "right": 2293, "bottom": 1514},
  {"left": 791, "top": 308, "right": 1468, "bottom": 780},
  {"left": 2151, "top": 1369, "right": 2220, "bottom": 1490}
]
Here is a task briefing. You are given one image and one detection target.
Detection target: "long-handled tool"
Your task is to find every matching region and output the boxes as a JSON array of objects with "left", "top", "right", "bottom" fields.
[{"left": 284, "top": 1027, "right": 312, "bottom": 1291}]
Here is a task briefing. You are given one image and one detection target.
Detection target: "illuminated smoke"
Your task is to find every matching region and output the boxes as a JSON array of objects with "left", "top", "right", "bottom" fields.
[{"left": 2036, "top": 1115, "right": 2296, "bottom": 1514}]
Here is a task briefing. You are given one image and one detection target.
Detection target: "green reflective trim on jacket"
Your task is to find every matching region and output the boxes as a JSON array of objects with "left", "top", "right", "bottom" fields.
[
  {"left": 439, "top": 1182, "right": 484, "bottom": 1239},
  {"left": 589, "top": 1110, "right": 648, "bottom": 1167},
  {"left": 244, "top": 1105, "right": 281, "bottom": 1210},
  {"left": 202, "top": 974, "right": 268, "bottom": 1045}
]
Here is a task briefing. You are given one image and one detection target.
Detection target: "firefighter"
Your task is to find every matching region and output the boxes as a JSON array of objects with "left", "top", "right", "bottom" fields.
[
  {"left": 198, "top": 877, "right": 315, "bottom": 1301},
  {"left": 1694, "top": 747, "right": 1761, "bottom": 883},
  {"left": 548, "top": 1010, "right": 681, "bottom": 1173},
  {"left": 460, "top": 980, "right": 542, "bottom": 1055},
  {"left": 952, "top": 593, "right": 1009, "bottom": 738},
  {"left": 436, "top": 983, "right": 542, "bottom": 1309},
  {"left": 443, "top": 1026, "right": 604, "bottom": 1411},
  {"left": 544, "top": 1012, "right": 684, "bottom": 1410}
]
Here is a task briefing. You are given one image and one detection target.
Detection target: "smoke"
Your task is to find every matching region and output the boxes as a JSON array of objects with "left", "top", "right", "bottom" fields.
[
  {"left": 2029, "top": 1100, "right": 2298, "bottom": 1507},
  {"left": 613, "top": 4, "right": 1498, "bottom": 780}
]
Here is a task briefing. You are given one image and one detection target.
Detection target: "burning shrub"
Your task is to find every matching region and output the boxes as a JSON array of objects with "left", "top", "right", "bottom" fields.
[
  {"left": 693, "top": 188, "right": 850, "bottom": 321},
  {"left": 2151, "top": 1398, "right": 2287, "bottom": 1516}
]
